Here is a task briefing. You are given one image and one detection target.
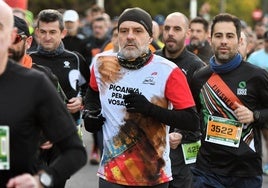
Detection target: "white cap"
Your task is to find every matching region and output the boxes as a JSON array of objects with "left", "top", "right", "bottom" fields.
[{"left": 63, "top": 10, "right": 79, "bottom": 22}]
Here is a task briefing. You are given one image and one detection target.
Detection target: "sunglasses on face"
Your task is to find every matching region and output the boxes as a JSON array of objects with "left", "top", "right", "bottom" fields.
[{"left": 13, "top": 33, "right": 27, "bottom": 44}]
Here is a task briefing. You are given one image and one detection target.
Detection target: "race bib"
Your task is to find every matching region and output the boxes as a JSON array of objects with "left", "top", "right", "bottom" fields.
[
  {"left": 181, "top": 140, "right": 201, "bottom": 164},
  {"left": 205, "top": 116, "right": 243, "bottom": 148},
  {"left": 0, "top": 126, "right": 10, "bottom": 170}
]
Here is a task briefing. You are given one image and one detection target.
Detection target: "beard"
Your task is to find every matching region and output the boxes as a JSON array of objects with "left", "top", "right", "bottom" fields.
[
  {"left": 8, "top": 47, "right": 25, "bottom": 62},
  {"left": 165, "top": 39, "right": 184, "bottom": 55},
  {"left": 190, "top": 39, "right": 201, "bottom": 47},
  {"left": 120, "top": 43, "right": 148, "bottom": 60},
  {"left": 214, "top": 51, "right": 236, "bottom": 64}
]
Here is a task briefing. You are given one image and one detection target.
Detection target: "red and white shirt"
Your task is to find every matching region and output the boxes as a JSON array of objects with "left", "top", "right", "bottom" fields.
[{"left": 90, "top": 52, "right": 195, "bottom": 186}]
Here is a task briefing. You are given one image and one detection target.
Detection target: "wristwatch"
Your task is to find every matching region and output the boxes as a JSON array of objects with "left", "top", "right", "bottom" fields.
[
  {"left": 39, "top": 171, "right": 53, "bottom": 188},
  {"left": 253, "top": 110, "right": 261, "bottom": 122}
]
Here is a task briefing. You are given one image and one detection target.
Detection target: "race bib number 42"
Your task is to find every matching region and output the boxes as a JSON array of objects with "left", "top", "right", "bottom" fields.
[
  {"left": 181, "top": 140, "right": 201, "bottom": 164},
  {"left": 0, "top": 126, "right": 10, "bottom": 170},
  {"left": 205, "top": 116, "right": 243, "bottom": 148}
]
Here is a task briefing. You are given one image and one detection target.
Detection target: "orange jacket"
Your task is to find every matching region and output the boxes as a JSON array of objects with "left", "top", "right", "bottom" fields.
[{"left": 21, "top": 54, "right": 33, "bottom": 69}]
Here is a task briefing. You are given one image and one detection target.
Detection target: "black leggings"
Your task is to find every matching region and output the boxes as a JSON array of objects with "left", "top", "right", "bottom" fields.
[{"left": 99, "top": 178, "right": 169, "bottom": 188}]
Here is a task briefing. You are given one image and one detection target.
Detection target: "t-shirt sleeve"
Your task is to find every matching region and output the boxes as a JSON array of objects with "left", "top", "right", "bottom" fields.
[
  {"left": 165, "top": 67, "right": 196, "bottom": 109},
  {"left": 89, "top": 65, "right": 98, "bottom": 91}
]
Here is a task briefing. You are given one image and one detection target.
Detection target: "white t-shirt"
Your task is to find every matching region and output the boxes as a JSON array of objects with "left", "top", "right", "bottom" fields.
[{"left": 90, "top": 52, "right": 194, "bottom": 186}]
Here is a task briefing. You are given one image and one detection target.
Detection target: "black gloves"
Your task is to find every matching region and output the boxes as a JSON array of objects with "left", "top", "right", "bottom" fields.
[
  {"left": 123, "top": 92, "right": 199, "bottom": 132},
  {"left": 82, "top": 109, "right": 105, "bottom": 133},
  {"left": 83, "top": 87, "right": 105, "bottom": 133},
  {"left": 123, "top": 92, "right": 153, "bottom": 115}
]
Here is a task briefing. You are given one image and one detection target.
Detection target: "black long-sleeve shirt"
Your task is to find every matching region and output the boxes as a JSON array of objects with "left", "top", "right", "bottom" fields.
[
  {"left": 30, "top": 47, "right": 90, "bottom": 121},
  {"left": 0, "top": 61, "right": 87, "bottom": 187},
  {"left": 190, "top": 61, "right": 268, "bottom": 176}
]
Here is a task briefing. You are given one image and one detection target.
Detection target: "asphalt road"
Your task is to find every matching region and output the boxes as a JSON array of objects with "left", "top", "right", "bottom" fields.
[
  {"left": 65, "top": 128, "right": 99, "bottom": 188},
  {"left": 65, "top": 127, "right": 268, "bottom": 188}
]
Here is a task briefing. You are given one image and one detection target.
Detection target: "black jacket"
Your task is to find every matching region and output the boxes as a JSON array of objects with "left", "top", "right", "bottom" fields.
[{"left": 30, "top": 47, "right": 90, "bottom": 121}]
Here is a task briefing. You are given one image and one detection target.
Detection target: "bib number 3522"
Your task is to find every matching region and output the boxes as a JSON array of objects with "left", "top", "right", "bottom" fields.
[{"left": 205, "top": 116, "right": 243, "bottom": 148}]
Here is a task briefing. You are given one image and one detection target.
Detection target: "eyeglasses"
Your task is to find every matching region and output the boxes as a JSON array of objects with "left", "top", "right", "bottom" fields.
[{"left": 13, "top": 33, "right": 27, "bottom": 44}]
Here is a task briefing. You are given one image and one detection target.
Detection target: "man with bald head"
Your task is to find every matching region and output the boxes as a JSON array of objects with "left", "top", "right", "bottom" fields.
[
  {"left": 0, "top": 1, "right": 15, "bottom": 68},
  {"left": 155, "top": 12, "right": 204, "bottom": 188},
  {"left": 0, "top": 1, "right": 87, "bottom": 187}
]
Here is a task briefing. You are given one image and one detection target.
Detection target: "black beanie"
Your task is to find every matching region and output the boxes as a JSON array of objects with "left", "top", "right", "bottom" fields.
[
  {"left": 14, "top": 16, "right": 30, "bottom": 37},
  {"left": 118, "top": 7, "right": 152, "bottom": 37}
]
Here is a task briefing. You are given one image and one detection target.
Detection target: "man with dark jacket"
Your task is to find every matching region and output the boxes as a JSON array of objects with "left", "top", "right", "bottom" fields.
[
  {"left": 28, "top": 9, "right": 90, "bottom": 188},
  {"left": 155, "top": 12, "right": 204, "bottom": 188},
  {"left": 62, "top": 9, "right": 86, "bottom": 55},
  {"left": 187, "top": 16, "right": 213, "bottom": 64},
  {"left": 81, "top": 16, "right": 110, "bottom": 65},
  {"left": 29, "top": 9, "right": 90, "bottom": 125}
]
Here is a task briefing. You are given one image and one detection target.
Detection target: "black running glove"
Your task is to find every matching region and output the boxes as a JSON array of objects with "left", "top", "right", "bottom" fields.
[
  {"left": 124, "top": 93, "right": 153, "bottom": 115},
  {"left": 123, "top": 92, "right": 199, "bottom": 132},
  {"left": 82, "top": 109, "right": 105, "bottom": 133},
  {"left": 83, "top": 87, "right": 105, "bottom": 133}
]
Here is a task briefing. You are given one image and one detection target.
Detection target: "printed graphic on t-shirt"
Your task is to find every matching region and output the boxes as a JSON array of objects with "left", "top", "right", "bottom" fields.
[{"left": 94, "top": 55, "right": 176, "bottom": 185}]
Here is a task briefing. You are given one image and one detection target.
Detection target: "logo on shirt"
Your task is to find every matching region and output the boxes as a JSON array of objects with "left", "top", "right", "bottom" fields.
[
  {"left": 143, "top": 72, "right": 157, "bottom": 85},
  {"left": 181, "top": 68, "right": 188, "bottom": 75},
  {"left": 63, "top": 61, "right": 71, "bottom": 68},
  {"left": 237, "top": 81, "right": 247, "bottom": 95}
]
